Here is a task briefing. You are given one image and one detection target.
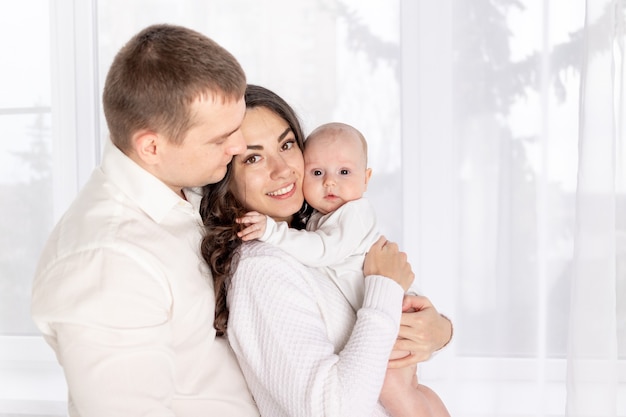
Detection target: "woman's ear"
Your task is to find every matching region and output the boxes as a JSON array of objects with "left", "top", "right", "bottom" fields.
[{"left": 131, "top": 130, "right": 161, "bottom": 166}]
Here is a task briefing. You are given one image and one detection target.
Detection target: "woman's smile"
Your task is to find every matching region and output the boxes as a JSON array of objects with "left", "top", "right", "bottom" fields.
[
  {"left": 231, "top": 106, "right": 305, "bottom": 224},
  {"left": 267, "top": 183, "right": 296, "bottom": 197}
]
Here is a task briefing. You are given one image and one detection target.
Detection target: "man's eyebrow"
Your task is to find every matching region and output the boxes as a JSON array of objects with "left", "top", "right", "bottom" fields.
[{"left": 223, "top": 126, "right": 240, "bottom": 139}]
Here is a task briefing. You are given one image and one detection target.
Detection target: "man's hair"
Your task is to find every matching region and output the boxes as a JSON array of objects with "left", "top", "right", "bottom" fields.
[{"left": 102, "top": 24, "right": 246, "bottom": 151}]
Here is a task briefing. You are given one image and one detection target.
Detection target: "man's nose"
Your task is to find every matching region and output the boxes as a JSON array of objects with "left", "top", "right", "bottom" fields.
[{"left": 226, "top": 130, "right": 246, "bottom": 156}]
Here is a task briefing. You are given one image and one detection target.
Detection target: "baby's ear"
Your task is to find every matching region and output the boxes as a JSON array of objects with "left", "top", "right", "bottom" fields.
[{"left": 364, "top": 167, "right": 373, "bottom": 185}]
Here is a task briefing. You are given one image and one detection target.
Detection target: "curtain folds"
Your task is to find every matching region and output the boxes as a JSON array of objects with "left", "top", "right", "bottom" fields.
[
  {"left": 567, "top": 1, "right": 624, "bottom": 416},
  {"left": 3, "top": 1, "right": 625, "bottom": 415}
]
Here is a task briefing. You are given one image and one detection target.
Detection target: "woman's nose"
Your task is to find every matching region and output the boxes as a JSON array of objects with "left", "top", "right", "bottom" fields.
[{"left": 269, "top": 154, "right": 291, "bottom": 178}]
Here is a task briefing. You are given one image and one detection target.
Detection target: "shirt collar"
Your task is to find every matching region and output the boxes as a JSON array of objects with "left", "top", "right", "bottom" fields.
[
  {"left": 184, "top": 186, "right": 204, "bottom": 212},
  {"left": 100, "top": 139, "right": 188, "bottom": 224}
]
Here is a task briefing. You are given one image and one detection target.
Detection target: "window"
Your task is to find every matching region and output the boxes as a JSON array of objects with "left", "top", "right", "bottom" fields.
[
  {"left": 0, "top": 2, "right": 98, "bottom": 414},
  {"left": 2, "top": 1, "right": 623, "bottom": 415},
  {"left": 0, "top": 2, "right": 51, "bottom": 336}
]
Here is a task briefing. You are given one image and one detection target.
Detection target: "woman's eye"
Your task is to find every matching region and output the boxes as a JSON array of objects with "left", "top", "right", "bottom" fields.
[
  {"left": 243, "top": 155, "right": 260, "bottom": 164},
  {"left": 340, "top": 169, "right": 350, "bottom": 175},
  {"left": 281, "top": 140, "right": 295, "bottom": 151}
]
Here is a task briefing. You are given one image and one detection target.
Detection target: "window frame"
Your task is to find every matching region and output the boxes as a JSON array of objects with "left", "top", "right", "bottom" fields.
[
  {"left": 0, "top": 1, "right": 100, "bottom": 414},
  {"left": 1, "top": 1, "right": 624, "bottom": 415}
]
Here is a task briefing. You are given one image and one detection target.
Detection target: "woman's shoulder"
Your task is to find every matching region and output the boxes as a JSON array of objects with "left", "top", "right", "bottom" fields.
[
  {"left": 238, "top": 241, "right": 310, "bottom": 273},
  {"left": 233, "top": 241, "right": 328, "bottom": 295},
  {"left": 232, "top": 241, "right": 351, "bottom": 311},
  {"left": 240, "top": 240, "right": 293, "bottom": 258}
]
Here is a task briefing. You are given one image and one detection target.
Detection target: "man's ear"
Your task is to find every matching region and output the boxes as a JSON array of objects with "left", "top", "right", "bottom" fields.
[{"left": 131, "top": 130, "right": 161, "bottom": 165}]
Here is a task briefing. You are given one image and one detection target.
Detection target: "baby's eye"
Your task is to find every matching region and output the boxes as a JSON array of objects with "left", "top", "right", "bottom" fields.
[
  {"left": 243, "top": 155, "right": 261, "bottom": 164},
  {"left": 313, "top": 169, "right": 323, "bottom": 176},
  {"left": 340, "top": 169, "right": 350, "bottom": 175}
]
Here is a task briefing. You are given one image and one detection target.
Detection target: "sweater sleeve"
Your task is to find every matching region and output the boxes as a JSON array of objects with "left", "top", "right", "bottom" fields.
[
  {"left": 227, "top": 244, "right": 403, "bottom": 417},
  {"left": 259, "top": 198, "right": 380, "bottom": 268}
]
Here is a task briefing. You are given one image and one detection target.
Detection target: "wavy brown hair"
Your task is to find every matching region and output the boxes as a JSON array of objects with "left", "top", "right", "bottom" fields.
[{"left": 200, "top": 84, "right": 312, "bottom": 336}]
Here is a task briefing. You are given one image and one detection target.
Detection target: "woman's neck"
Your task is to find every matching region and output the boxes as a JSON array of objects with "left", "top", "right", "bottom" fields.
[{"left": 271, "top": 215, "right": 293, "bottom": 226}]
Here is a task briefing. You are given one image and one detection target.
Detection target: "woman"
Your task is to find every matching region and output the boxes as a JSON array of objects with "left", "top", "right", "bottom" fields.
[{"left": 200, "top": 85, "right": 452, "bottom": 417}]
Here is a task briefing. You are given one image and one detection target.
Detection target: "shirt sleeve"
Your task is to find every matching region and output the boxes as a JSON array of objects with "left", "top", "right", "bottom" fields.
[
  {"left": 259, "top": 199, "right": 379, "bottom": 267},
  {"left": 227, "top": 247, "right": 403, "bottom": 417},
  {"left": 32, "top": 246, "right": 175, "bottom": 417}
]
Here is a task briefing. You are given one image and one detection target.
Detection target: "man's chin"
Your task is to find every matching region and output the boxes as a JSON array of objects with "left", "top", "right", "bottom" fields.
[{"left": 207, "top": 167, "right": 229, "bottom": 184}]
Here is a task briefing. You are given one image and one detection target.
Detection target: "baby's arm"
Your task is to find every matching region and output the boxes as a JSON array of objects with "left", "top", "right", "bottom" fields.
[
  {"left": 237, "top": 200, "right": 377, "bottom": 267},
  {"left": 237, "top": 211, "right": 269, "bottom": 241}
]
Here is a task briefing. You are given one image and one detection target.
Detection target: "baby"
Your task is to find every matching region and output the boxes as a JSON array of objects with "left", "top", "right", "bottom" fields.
[{"left": 238, "top": 122, "right": 450, "bottom": 417}]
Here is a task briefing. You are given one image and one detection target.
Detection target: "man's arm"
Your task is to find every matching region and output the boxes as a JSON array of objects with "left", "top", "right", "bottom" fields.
[
  {"left": 32, "top": 248, "right": 174, "bottom": 416},
  {"left": 387, "top": 294, "right": 453, "bottom": 367}
]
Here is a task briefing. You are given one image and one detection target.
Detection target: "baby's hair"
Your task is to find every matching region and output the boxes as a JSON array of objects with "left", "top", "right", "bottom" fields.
[{"left": 306, "top": 122, "right": 368, "bottom": 165}]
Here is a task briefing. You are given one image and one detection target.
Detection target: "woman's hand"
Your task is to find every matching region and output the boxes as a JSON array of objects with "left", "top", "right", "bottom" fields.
[
  {"left": 387, "top": 294, "right": 453, "bottom": 368},
  {"left": 363, "top": 236, "right": 414, "bottom": 292}
]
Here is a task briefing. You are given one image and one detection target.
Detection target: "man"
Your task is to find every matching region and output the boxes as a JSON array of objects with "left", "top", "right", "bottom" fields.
[{"left": 31, "top": 24, "right": 258, "bottom": 416}]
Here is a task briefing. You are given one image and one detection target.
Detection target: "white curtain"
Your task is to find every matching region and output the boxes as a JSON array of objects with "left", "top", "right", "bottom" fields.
[
  {"left": 411, "top": 1, "right": 626, "bottom": 416},
  {"left": 1, "top": 1, "right": 625, "bottom": 415},
  {"left": 567, "top": 0, "right": 625, "bottom": 416}
]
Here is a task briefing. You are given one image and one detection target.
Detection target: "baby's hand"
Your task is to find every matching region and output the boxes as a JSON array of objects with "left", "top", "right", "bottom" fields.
[
  {"left": 364, "top": 236, "right": 414, "bottom": 292},
  {"left": 236, "top": 211, "right": 268, "bottom": 241}
]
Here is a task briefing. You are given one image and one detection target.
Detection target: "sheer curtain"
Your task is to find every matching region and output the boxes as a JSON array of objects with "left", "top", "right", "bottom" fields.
[
  {"left": 1, "top": 1, "right": 625, "bottom": 416},
  {"left": 406, "top": 0, "right": 625, "bottom": 416},
  {"left": 567, "top": 0, "right": 625, "bottom": 416}
]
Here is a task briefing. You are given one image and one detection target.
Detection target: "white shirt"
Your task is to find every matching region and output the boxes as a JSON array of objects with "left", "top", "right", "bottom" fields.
[
  {"left": 228, "top": 241, "right": 404, "bottom": 417},
  {"left": 260, "top": 198, "right": 380, "bottom": 310},
  {"left": 31, "top": 140, "right": 258, "bottom": 417}
]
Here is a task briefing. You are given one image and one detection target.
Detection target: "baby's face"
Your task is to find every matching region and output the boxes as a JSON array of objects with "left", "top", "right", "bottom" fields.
[{"left": 302, "top": 132, "right": 371, "bottom": 214}]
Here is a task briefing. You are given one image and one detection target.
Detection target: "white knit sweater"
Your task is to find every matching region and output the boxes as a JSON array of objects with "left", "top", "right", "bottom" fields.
[{"left": 227, "top": 241, "right": 404, "bottom": 417}]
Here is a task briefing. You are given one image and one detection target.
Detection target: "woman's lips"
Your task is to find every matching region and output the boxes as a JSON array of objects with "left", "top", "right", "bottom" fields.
[{"left": 267, "top": 182, "right": 296, "bottom": 198}]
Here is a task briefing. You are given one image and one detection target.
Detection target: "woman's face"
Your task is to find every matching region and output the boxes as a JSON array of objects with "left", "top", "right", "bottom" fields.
[{"left": 229, "top": 106, "right": 305, "bottom": 224}]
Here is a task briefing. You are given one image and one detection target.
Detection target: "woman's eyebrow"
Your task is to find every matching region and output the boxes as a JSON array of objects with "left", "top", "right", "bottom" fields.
[
  {"left": 277, "top": 127, "right": 292, "bottom": 142},
  {"left": 246, "top": 127, "right": 293, "bottom": 150}
]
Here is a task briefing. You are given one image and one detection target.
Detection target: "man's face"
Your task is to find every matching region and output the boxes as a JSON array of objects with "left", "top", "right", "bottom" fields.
[{"left": 158, "top": 95, "right": 246, "bottom": 195}]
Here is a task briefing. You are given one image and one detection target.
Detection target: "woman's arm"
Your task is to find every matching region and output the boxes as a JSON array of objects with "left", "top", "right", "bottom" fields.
[{"left": 227, "top": 244, "right": 405, "bottom": 417}]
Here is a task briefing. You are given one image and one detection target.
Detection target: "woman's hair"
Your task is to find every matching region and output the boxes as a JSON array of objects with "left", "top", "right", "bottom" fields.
[
  {"left": 200, "top": 84, "right": 312, "bottom": 336},
  {"left": 102, "top": 24, "right": 246, "bottom": 152}
]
